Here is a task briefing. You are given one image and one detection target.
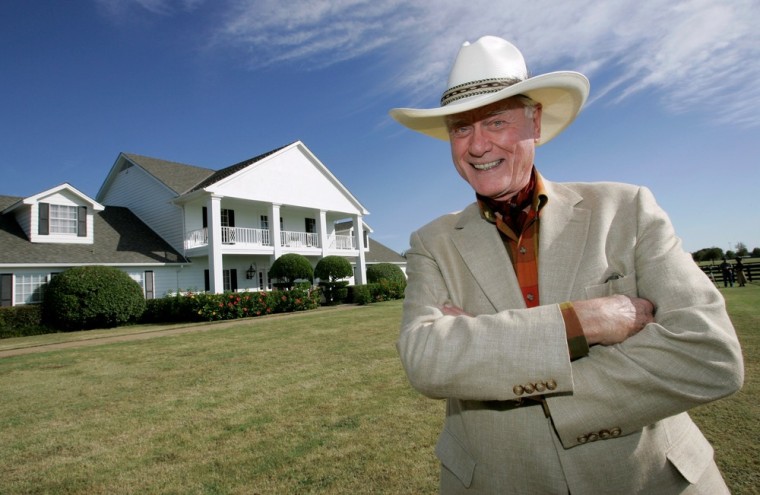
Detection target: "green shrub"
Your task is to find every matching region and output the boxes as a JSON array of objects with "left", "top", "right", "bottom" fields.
[
  {"left": 319, "top": 281, "right": 349, "bottom": 305},
  {"left": 366, "top": 263, "right": 406, "bottom": 289},
  {"left": 352, "top": 285, "right": 373, "bottom": 305},
  {"left": 315, "top": 256, "right": 353, "bottom": 282},
  {"left": 142, "top": 292, "right": 202, "bottom": 324},
  {"left": 269, "top": 254, "right": 314, "bottom": 290},
  {"left": 42, "top": 266, "right": 146, "bottom": 331},
  {"left": 0, "top": 305, "right": 52, "bottom": 339}
]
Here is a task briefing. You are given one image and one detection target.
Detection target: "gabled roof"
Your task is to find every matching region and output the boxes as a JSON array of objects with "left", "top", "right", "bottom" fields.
[
  {"left": 366, "top": 238, "right": 406, "bottom": 264},
  {"left": 0, "top": 195, "right": 187, "bottom": 266},
  {"left": 121, "top": 153, "right": 215, "bottom": 195},
  {"left": 2, "top": 183, "right": 104, "bottom": 215}
]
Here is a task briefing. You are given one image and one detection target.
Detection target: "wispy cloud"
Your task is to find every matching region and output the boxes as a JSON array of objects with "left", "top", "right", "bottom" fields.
[
  {"left": 212, "top": 0, "right": 760, "bottom": 126},
  {"left": 94, "top": 0, "right": 204, "bottom": 17},
  {"left": 99, "top": 0, "right": 760, "bottom": 126}
]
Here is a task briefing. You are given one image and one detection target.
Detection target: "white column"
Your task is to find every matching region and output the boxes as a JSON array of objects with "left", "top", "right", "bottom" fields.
[
  {"left": 207, "top": 195, "right": 224, "bottom": 293},
  {"left": 270, "top": 203, "right": 282, "bottom": 260},
  {"left": 318, "top": 209, "right": 329, "bottom": 257},
  {"left": 353, "top": 214, "right": 367, "bottom": 285}
]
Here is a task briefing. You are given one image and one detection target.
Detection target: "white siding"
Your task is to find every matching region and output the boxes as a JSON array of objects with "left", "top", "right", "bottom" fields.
[
  {"left": 213, "top": 147, "right": 362, "bottom": 215},
  {"left": 100, "top": 165, "right": 185, "bottom": 253}
]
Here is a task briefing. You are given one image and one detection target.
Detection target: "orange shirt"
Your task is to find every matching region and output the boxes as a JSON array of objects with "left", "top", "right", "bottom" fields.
[{"left": 477, "top": 169, "right": 588, "bottom": 360}]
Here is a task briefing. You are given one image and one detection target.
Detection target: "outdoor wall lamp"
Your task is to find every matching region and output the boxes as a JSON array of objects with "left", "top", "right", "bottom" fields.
[{"left": 246, "top": 263, "right": 257, "bottom": 279}]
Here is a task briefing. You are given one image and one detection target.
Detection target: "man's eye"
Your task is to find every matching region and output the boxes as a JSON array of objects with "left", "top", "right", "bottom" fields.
[
  {"left": 450, "top": 126, "right": 471, "bottom": 137},
  {"left": 489, "top": 120, "right": 505, "bottom": 128}
]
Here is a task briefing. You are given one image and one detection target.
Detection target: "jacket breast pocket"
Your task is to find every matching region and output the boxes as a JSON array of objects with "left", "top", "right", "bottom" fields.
[{"left": 585, "top": 271, "right": 638, "bottom": 299}]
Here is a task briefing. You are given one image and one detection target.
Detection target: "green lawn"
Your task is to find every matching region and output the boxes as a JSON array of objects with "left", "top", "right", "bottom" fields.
[{"left": 0, "top": 289, "right": 757, "bottom": 494}]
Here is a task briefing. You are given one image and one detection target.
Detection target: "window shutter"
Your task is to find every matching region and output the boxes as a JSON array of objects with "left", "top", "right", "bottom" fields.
[
  {"left": 228, "top": 210, "right": 235, "bottom": 227},
  {"left": 202, "top": 207, "right": 208, "bottom": 228},
  {"left": 230, "top": 269, "right": 238, "bottom": 292},
  {"left": 204, "top": 270, "right": 210, "bottom": 292},
  {"left": 144, "top": 271, "right": 155, "bottom": 299},
  {"left": 38, "top": 203, "right": 49, "bottom": 235},
  {"left": 77, "top": 206, "right": 87, "bottom": 237},
  {"left": 0, "top": 274, "right": 12, "bottom": 307}
]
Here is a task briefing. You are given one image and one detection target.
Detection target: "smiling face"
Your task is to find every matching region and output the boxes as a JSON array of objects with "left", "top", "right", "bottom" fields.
[{"left": 447, "top": 97, "right": 542, "bottom": 201}]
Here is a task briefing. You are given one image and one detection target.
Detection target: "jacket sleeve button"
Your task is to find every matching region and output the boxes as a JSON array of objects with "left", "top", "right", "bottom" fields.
[
  {"left": 546, "top": 379, "right": 558, "bottom": 391},
  {"left": 534, "top": 381, "right": 546, "bottom": 392},
  {"left": 513, "top": 385, "right": 524, "bottom": 396},
  {"left": 523, "top": 383, "right": 535, "bottom": 394},
  {"left": 599, "top": 429, "right": 611, "bottom": 439}
]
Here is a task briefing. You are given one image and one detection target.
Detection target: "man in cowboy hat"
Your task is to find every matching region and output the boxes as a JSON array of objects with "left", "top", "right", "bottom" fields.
[{"left": 391, "top": 36, "right": 743, "bottom": 494}]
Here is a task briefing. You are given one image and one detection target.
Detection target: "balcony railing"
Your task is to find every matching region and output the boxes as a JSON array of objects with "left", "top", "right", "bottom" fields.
[
  {"left": 185, "top": 228, "right": 355, "bottom": 250},
  {"left": 280, "top": 231, "right": 320, "bottom": 248}
]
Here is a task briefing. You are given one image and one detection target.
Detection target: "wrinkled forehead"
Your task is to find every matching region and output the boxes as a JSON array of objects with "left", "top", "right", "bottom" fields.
[{"left": 445, "top": 97, "right": 529, "bottom": 127}]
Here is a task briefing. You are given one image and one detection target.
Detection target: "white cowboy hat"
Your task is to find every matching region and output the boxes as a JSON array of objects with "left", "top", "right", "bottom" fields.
[{"left": 389, "top": 36, "right": 590, "bottom": 145}]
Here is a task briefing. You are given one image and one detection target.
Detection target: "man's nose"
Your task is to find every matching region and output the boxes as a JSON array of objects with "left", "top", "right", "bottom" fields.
[{"left": 468, "top": 125, "right": 491, "bottom": 156}]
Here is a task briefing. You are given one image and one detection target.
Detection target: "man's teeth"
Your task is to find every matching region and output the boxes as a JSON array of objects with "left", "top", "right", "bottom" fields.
[{"left": 472, "top": 160, "right": 500, "bottom": 171}]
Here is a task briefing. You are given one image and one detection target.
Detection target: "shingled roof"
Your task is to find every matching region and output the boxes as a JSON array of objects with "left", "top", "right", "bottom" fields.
[
  {"left": 366, "top": 238, "right": 406, "bottom": 264},
  {"left": 122, "top": 153, "right": 215, "bottom": 195},
  {"left": 0, "top": 195, "right": 188, "bottom": 265}
]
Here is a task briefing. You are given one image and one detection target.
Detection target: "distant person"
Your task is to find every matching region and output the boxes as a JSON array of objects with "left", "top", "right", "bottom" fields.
[
  {"left": 735, "top": 257, "right": 747, "bottom": 287},
  {"left": 720, "top": 258, "right": 734, "bottom": 287},
  {"left": 391, "top": 36, "right": 744, "bottom": 494}
]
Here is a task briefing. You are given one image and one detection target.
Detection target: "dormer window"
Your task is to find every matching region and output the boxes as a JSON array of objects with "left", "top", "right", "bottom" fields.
[
  {"left": 50, "top": 204, "right": 78, "bottom": 234},
  {"left": 39, "top": 203, "right": 87, "bottom": 237}
]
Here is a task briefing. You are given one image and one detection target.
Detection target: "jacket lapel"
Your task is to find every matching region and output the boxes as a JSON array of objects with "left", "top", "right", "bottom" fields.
[
  {"left": 451, "top": 204, "right": 526, "bottom": 312},
  {"left": 538, "top": 180, "right": 590, "bottom": 304},
  {"left": 449, "top": 180, "right": 591, "bottom": 310}
]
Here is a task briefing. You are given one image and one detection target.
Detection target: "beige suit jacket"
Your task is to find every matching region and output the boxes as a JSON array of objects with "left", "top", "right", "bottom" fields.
[{"left": 398, "top": 179, "right": 744, "bottom": 494}]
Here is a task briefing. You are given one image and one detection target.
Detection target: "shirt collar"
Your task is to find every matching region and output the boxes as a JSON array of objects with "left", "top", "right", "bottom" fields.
[{"left": 477, "top": 167, "right": 548, "bottom": 224}]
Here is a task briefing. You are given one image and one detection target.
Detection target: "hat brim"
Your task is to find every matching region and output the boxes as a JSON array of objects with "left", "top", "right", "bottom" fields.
[{"left": 389, "top": 71, "right": 589, "bottom": 146}]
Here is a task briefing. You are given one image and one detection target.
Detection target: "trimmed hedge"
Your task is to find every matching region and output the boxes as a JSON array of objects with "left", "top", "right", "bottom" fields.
[
  {"left": 0, "top": 305, "right": 51, "bottom": 339},
  {"left": 366, "top": 263, "right": 406, "bottom": 287},
  {"left": 142, "top": 287, "right": 321, "bottom": 323},
  {"left": 351, "top": 280, "right": 406, "bottom": 305},
  {"left": 42, "top": 266, "right": 146, "bottom": 331}
]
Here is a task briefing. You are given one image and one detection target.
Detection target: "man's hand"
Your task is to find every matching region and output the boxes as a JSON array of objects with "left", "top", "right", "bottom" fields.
[{"left": 573, "top": 295, "right": 655, "bottom": 345}]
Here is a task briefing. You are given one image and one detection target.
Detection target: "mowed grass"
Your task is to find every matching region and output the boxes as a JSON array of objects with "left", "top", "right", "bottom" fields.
[
  {"left": 0, "top": 302, "right": 442, "bottom": 494},
  {"left": 1, "top": 287, "right": 758, "bottom": 494}
]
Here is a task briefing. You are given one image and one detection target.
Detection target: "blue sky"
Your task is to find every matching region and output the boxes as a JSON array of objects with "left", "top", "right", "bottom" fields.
[{"left": 2, "top": 0, "right": 759, "bottom": 256}]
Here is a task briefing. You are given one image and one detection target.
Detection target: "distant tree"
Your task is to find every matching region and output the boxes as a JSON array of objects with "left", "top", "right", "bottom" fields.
[
  {"left": 692, "top": 247, "right": 723, "bottom": 262},
  {"left": 314, "top": 256, "right": 353, "bottom": 282},
  {"left": 725, "top": 250, "right": 736, "bottom": 259},
  {"left": 752, "top": 247, "right": 760, "bottom": 258},
  {"left": 269, "top": 253, "right": 313, "bottom": 289},
  {"left": 735, "top": 242, "right": 749, "bottom": 257}
]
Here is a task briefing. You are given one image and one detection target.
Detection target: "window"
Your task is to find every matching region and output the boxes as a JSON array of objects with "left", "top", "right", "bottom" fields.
[
  {"left": 15, "top": 274, "right": 47, "bottom": 304},
  {"left": 221, "top": 209, "right": 235, "bottom": 244},
  {"left": 260, "top": 215, "right": 269, "bottom": 230},
  {"left": 305, "top": 218, "right": 316, "bottom": 233},
  {"left": 49, "top": 205, "right": 79, "bottom": 234},
  {"left": 204, "top": 269, "right": 237, "bottom": 292},
  {"left": 39, "top": 203, "right": 87, "bottom": 237}
]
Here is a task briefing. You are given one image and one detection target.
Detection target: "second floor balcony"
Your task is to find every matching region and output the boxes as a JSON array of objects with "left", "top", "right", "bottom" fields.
[{"left": 184, "top": 227, "right": 357, "bottom": 252}]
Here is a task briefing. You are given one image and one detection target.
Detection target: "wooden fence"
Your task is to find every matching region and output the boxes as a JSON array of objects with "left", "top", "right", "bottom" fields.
[{"left": 699, "top": 261, "right": 758, "bottom": 286}]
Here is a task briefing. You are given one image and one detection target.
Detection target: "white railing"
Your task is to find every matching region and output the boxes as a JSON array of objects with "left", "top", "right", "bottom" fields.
[
  {"left": 185, "top": 227, "right": 271, "bottom": 249},
  {"left": 185, "top": 228, "right": 208, "bottom": 249},
  {"left": 330, "top": 234, "right": 355, "bottom": 250},
  {"left": 280, "top": 231, "right": 320, "bottom": 248},
  {"left": 185, "top": 227, "right": 355, "bottom": 251},
  {"left": 223, "top": 227, "right": 271, "bottom": 246}
]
